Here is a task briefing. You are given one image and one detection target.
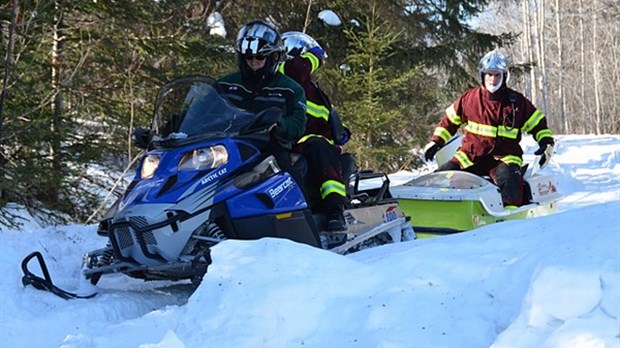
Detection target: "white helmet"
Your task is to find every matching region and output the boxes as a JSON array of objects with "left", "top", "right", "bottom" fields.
[
  {"left": 479, "top": 49, "right": 510, "bottom": 92},
  {"left": 281, "top": 31, "right": 327, "bottom": 60}
]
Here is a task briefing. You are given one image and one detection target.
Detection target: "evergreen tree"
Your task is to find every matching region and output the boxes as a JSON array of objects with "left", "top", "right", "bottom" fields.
[{"left": 0, "top": 0, "right": 513, "bottom": 227}]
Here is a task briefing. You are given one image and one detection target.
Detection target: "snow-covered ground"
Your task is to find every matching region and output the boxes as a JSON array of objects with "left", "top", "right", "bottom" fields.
[{"left": 1, "top": 135, "right": 619, "bottom": 348}]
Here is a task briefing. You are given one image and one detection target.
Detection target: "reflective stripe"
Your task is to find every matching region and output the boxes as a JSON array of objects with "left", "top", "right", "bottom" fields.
[
  {"left": 535, "top": 130, "right": 553, "bottom": 143},
  {"left": 465, "top": 121, "right": 496, "bottom": 137},
  {"left": 446, "top": 105, "right": 462, "bottom": 125},
  {"left": 454, "top": 150, "right": 474, "bottom": 168},
  {"left": 307, "top": 100, "right": 330, "bottom": 121},
  {"left": 433, "top": 127, "right": 452, "bottom": 143},
  {"left": 464, "top": 121, "right": 519, "bottom": 139},
  {"left": 297, "top": 134, "right": 334, "bottom": 145},
  {"left": 500, "top": 155, "right": 523, "bottom": 167},
  {"left": 320, "top": 180, "right": 346, "bottom": 199},
  {"left": 301, "top": 52, "right": 320, "bottom": 73},
  {"left": 522, "top": 109, "right": 544, "bottom": 133},
  {"left": 497, "top": 126, "right": 519, "bottom": 139}
]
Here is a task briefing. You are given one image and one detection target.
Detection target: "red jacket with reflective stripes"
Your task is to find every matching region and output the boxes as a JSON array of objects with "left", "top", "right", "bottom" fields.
[
  {"left": 430, "top": 86, "right": 553, "bottom": 166},
  {"left": 280, "top": 53, "right": 347, "bottom": 145}
]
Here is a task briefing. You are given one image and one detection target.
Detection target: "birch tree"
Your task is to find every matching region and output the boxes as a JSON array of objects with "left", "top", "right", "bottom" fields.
[{"left": 554, "top": 0, "right": 565, "bottom": 133}]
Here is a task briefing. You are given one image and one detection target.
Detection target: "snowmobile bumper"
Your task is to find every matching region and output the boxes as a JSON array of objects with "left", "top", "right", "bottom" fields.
[{"left": 82, "top": 254, "right": 210, "bottom": 281}]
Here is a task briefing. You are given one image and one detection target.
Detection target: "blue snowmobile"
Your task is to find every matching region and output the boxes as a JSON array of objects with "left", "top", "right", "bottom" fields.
[{"left": 21, "top": 76, "right": 414, "bottom": 297}]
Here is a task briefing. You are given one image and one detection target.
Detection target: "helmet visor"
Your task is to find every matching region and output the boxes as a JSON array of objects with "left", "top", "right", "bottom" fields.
[{"left": 236, "top": 22, "right": 280, "bottom": 46}]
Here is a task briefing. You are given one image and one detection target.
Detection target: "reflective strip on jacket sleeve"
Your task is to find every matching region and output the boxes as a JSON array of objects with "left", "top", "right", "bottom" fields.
[
  {"left": 522, "top": 109, "right": 544, "bottom": 133},
  {"left": 433, "top": 127, "right": 452, "bottom": 143},
  {"left": 307, "top": 100, "right": 330, "bottom": 121},
  {"left": 301, "top": 52, "right": 320, "bottom": 73},
  {"left": 445, "top": 105, "right": 462, "bottom": 125},
  {"left": 535, "top": 129, "right": 553, "bottom": 142}
]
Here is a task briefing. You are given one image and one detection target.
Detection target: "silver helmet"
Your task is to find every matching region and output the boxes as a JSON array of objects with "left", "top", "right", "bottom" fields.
[
  {"left": 478, "top": 49, "right": 510, "bottom": 92},
  {"left": 281, "top": 31, "right": 327, "bottom": 60}
]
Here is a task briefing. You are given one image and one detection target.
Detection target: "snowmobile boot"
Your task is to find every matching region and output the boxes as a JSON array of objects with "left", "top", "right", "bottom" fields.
[{"left": 326, "top": 209, "right": 347, "bottom": 232}]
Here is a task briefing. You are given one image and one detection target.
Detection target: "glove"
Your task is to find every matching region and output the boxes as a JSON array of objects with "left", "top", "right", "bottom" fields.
[
  {"left": 131, "top": 127, "right": 150, "bottom": 149},
  {"left": 308, "top": 45, "right": 326, "bottom": 60},
  {"left": 423, "top": 141, "right": 441, "bottom": 162},
  {"left": 337, "top": 127, "right": 351, "bottom": 146},
  {"left": 534, "top": 137, "right": 555, "bottom": 168},
  {"left": 269, "top": 125, "right": 292, "bottom": 150}
]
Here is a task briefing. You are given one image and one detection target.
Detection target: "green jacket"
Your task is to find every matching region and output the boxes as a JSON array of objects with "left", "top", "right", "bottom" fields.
[{"left": 217, "top": 71, "right": 307, "bottom": 143}]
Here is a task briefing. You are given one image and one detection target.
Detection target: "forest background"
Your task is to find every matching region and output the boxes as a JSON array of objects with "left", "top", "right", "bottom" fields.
[{"left": 0, "top": 0, "right": 618, "bottom": 226}]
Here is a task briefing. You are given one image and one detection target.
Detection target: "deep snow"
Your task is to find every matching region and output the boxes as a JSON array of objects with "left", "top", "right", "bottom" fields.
[{"left": 1, "top": 135, "right": 619, "bottom": 348}]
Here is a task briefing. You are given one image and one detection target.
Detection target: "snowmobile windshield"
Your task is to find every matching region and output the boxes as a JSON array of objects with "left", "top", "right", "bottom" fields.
[
  {"left": 150, "top": 76, "right": 259, "bottom": 146},
  {"left": 404, "top": 171, "right": 489, "bottom": 190}
]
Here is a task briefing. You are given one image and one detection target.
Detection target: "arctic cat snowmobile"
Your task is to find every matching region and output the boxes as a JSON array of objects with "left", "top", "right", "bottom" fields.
[
  {"left": 391, "top": 136, "right": 561, "bottom": 238},
  {"left": 21, "top": 75, "right": 414, "bottom": 298}
]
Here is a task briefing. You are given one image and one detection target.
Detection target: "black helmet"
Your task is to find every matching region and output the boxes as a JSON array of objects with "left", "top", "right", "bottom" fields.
[{"left": 236, "top": 20, "right": 284, "bottom": 81}]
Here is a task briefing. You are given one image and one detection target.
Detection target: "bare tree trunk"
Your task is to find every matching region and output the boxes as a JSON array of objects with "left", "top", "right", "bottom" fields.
[
  {"left": 536, "top": 0, "right": 549, "bottom": 118},
  {"left": 520, "top": 1, "right": 531, "bottom": 100},
  {"left": 592, "top": 0, "right": 602, "bottom": 134},
  {"left": 578, "top": 0, "right": 586, "bottom": 134},
  {"left": 612, "top": 22, "right": 620, "bottom": 133},
  {"left": 524, "top": 0, "right": 536, "bottom": 103},
  {"left": 50, "top": 0, "right": 65, "bottom": 201},
  {"left": 554, "top": 0, "right": 566, "bottom": 134}
]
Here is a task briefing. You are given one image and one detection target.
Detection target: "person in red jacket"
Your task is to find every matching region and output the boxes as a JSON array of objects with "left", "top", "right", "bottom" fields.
[
  {"left": 423, "top": 49, "right": 555, "bottom": 207},
  {"left": 279, "top": 31, "right": 351, "bottom": 232}
]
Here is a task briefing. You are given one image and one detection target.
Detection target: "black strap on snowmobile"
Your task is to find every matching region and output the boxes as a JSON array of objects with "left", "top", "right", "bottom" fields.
[{"left": 21, "top": 251, "right": 97, "bottom": 300}]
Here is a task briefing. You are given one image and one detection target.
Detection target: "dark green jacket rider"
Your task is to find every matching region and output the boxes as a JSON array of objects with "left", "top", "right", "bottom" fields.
[{"left": 217, "top": 71, "right": 307, "bottom": 145}]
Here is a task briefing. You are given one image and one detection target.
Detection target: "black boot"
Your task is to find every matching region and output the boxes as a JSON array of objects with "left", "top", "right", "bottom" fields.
[{"left": 326, "top": 206, "right": 347, "bottom": 232}]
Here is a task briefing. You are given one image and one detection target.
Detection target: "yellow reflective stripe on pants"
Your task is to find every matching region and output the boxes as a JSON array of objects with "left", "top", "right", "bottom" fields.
[
  {"left": 321, "top": 180, "right": 346, "bottom": 199},
  {"left": 454, "top": 150, "right": 474, "bottom": 168},
  {"left": 500, "top": 155, "right": 523, "bottom": 167},
  {"left": 297, "top": 134, "right": 334, "bottom": 145}
]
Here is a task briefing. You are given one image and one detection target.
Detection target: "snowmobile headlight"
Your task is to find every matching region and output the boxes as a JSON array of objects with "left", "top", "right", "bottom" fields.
[
  {"left": 233, "top": 155, "right": 281, "bottom": 189},
  {"left": 141, "top": 154, "right": 161, "bottom": 179},
  {"left": 178, "top": 145, "right": 229, "bottom": 172}
]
